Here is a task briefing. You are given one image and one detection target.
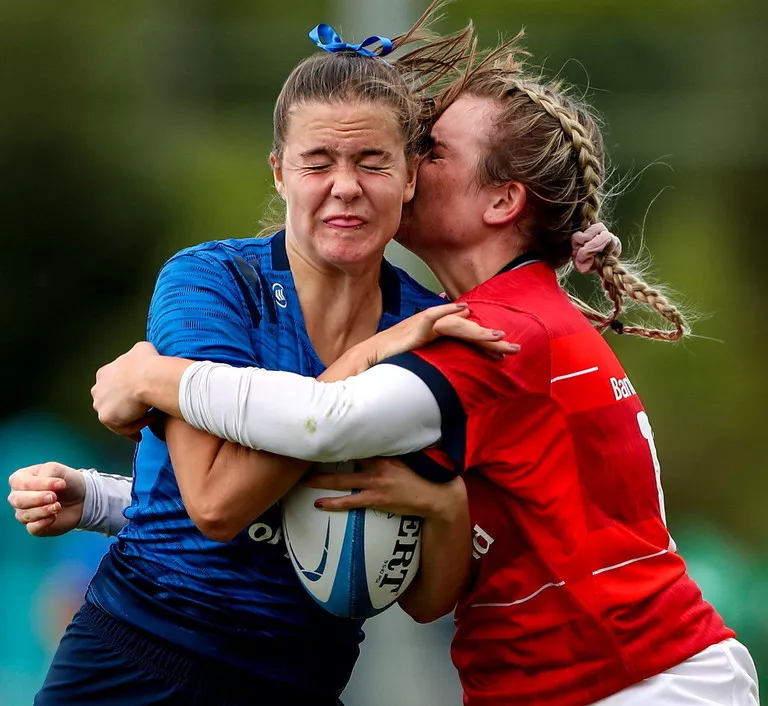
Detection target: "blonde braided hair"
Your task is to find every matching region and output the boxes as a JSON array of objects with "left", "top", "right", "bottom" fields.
[{"left": 438, "top": 39, "right": 689, "bottom": 341}]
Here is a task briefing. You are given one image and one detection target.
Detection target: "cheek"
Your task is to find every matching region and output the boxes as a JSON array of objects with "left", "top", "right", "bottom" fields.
[
  {"left": 418, "top": 162, "right": 453, "bottom": 198},
  {"left": 285, "top": 177, "right": 325, "bottom": 216},
  {"left": 368, "top": 177, "right": 409, "bottom": 212}
]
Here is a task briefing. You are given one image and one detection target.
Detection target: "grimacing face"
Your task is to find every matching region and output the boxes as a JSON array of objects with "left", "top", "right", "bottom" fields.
[
  {"left": 397, "top": 94, "right": 498, "bottom": 254},
  {"left": 271, "top": 100, "right": 417, "bottom": 273}
]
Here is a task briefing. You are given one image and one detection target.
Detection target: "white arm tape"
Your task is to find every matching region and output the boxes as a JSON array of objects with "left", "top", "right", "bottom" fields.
[
  {"left": 179, "top": 361, "right": 442, "bottom": 462},
  {"left": 78, "top": 468, "right": 132, "bottom": 537}
]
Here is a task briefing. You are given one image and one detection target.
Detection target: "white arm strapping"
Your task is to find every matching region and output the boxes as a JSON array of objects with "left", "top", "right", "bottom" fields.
[
  {"left": 78, "top": 469, "right": 132, "bottom": 537},
  {"left": 179, "top": 361, "right": 442, "bottom": 462}
]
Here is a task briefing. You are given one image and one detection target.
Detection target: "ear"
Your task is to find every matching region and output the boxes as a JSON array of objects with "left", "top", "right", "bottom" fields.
[
  {"left": 483, "top": 181, "right": 526, "bottom": 226},
  {"left": 402, "top": 155, "right": 420, "bottom": 204},
  {"left": 270, "top": 152, "right": 286, "bottom": 200}
]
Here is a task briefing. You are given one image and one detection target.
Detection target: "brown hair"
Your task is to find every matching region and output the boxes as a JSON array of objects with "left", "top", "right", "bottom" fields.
[
  {"left": 272, "top": 1, "right": 474, "bottom": 161},
  {"left": 260, "top": 0, "right": 475, "bottom": 236},
  {"left": 438, "top": 37, "right": 689, "bottom": 342}
]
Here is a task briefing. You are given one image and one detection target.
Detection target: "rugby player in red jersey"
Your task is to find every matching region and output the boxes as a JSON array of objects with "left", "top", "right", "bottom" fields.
[{"left": 12, "top": 38, "right": 759, "bottom": 706}]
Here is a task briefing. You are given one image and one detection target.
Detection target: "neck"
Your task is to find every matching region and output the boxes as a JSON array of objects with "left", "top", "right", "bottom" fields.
[
  {"left": 286, "top": 234, "right": 385, "bottom": 366},
  {"left": 416, "top": 237, "right": 527, "bottom": 300}
]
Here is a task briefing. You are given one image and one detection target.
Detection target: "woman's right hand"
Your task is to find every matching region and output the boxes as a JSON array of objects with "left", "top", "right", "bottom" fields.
[
  {"left": 305, "top": 457, "right": 467, "bottom": 522},
  {"left": 7, "top": 462, "right": 86, "bottom": 537},
  {"left": 321, "top": 302, "right": 520, "bottom": 381}
]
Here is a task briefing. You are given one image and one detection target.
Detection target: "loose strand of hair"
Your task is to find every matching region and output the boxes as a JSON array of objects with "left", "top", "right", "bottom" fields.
[{"left": 594, "top": 253, "right": 688, "bottom": 341}]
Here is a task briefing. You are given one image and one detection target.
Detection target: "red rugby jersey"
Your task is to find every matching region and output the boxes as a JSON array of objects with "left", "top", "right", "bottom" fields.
[{"left": 388, "top": 259, "right": 732, "bottom": 706}]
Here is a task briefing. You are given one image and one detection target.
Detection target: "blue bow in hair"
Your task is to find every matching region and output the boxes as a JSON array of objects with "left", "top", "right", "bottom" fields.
[{"left": 309, "top": 23, "right": 394, "bottom": 58}]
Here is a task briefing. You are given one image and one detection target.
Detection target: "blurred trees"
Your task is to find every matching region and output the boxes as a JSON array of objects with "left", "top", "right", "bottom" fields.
[
  {"left": 2, "top": 0, "right": 766, "bottom": 520},
  {"left": 3, "top": 0, "right": 767, "bottom": 536},
  {"left": 1, "top": 0, "right": 767, "bottom": 700}
]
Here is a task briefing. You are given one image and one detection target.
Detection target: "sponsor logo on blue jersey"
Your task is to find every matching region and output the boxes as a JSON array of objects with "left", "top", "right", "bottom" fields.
[{"left": 272, "top": 282, "right": 287, "bottom": 308}]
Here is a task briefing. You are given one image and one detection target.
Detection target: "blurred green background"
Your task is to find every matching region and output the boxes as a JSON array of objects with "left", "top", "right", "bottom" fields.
[{"left": 1, "top": 0, "right": 766, "bottom": 703}]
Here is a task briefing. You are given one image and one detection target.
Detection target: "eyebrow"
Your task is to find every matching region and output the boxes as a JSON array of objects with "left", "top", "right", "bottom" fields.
[{"left": 298, "top": 148, "right": 393, "bottom": 160}]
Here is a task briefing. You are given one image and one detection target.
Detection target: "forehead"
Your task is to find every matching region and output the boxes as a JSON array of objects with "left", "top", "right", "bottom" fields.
[
  {"left": 284, "top": 101, "right": 403, "bottom": 153},
  {"left": 431, "top": 95, "right": 498, "bottom": 150}
]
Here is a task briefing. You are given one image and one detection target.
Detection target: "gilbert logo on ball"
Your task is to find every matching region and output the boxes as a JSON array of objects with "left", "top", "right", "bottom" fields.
[{"left": 282, "top": 462, "right": 422, "bottom": 619}]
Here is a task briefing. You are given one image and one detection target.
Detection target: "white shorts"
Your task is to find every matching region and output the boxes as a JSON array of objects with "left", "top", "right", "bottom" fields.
[{"left": 592, "top": 639, "right": 759, "bottom": 705}]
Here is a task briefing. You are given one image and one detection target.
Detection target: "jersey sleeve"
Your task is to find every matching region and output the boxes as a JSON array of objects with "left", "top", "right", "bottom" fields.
[
  {"left": 79, "top": 469, "right": 133, "bottom": 537},
  {"left": 179, "top": 361, "right": 443, "bottom": 462},
  {"left": 385, "top": 303, "right": 551, "bottom": 473},
  {"left": 147, "top": 250, "right": 257, "bottom": 366}
]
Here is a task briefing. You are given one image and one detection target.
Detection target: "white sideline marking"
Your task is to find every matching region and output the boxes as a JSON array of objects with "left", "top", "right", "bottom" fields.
[
  {"left": 470, "top": 549, "right": 668, "bottom": 609},
  {"left": 550, "top": 366, "right": 599, "bottom": 384}
]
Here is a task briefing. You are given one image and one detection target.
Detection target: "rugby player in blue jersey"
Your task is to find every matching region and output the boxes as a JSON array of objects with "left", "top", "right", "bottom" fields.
[{"left": 4, "top": 6, "right": 516, "bottom": 705}]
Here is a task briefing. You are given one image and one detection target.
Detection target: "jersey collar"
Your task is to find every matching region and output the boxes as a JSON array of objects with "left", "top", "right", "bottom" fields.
[
  {"left": 270, "top": 230, "right": 290, "bottom": 270},
  {"left": 270, "top": 229, "right": 400, "bottom": 315},
  {"left": 496, "top": 251, "right": 541, "bottom": 276}
]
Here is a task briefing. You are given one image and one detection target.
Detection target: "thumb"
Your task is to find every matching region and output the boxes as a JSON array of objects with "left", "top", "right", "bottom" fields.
[{"left": 36, "top": 463, "right": 71, "bottom": 483}]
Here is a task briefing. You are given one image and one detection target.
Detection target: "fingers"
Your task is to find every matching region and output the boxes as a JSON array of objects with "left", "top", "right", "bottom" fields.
[
  {"left": 421, "top": 302, "right": 469, "bottom": 324},
  {"left": 476, "top": 339, "right": 522, "bottom": 357},
  {"left": 8, "top": 489, "right": 58, "bottom": 510},
  {"left": 304, "top": 473, "right": 374, "bottom": 492},
  {"left": 15, "top": 502, "right": 60, "bottom": 525},
  {"left": 433, "top": 315, "right": 502, "bottom": 341},
  {"left": 108, "top": 418, "right": 151, "bottom": 442},
  {"left": 433, "top": 317, "right": 521, "bottom": 354},
  {"left": 313, "top": 490, "right": 381, "bottom": 512},
  {"left": 8, "top": 464, "right": 68, "bottom": 492},
  {"left": 26, "top": 517, "right": 57, "bottom": 537}
]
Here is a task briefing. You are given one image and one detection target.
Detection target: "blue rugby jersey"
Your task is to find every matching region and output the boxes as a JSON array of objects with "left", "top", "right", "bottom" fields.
[{"left": 86, "top": 231, "right": 442, "bottom": 694}]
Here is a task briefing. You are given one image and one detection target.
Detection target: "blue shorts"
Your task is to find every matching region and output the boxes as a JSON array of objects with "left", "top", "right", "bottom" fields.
[{"left": 35, "top": 602, "right": 344, "bottom": 706}]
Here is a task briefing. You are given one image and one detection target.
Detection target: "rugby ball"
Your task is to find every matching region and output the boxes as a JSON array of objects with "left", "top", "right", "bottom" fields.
[{"left": 281, "top": 461, "right": 422, "bottom": 619}]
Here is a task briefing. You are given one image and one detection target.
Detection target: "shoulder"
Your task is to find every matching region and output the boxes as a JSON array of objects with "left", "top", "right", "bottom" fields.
[
  {"left": 162, "top": 236, "right": 274, "bottom": 271},
  {"left": 153, "top": 235, "right": 281, "bottom": 301},
  {"left": 148, "top": 238, "right": 272, "bottom": 322},
  {"left": 404, "top": 299, "right": 551, "bottom": 400},
  {"left": 462, "top": 263, "right": 584, "bottom": 344},
  {"left": 465, "top": 299, "right": 551, "bottom": 350}
]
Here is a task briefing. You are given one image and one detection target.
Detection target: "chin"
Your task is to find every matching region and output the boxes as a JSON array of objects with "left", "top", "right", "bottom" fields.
[{"left": 320, "top": 238, "right": 387, "bottom": 269}]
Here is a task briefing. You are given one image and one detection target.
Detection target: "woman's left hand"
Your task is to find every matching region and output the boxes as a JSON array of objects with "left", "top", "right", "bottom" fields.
[
  {"left": 320, "top": 302, "right": 520, "bottom": 380},
  {"left": 305, "top": 457, "right": 467, "bottom": 522}
]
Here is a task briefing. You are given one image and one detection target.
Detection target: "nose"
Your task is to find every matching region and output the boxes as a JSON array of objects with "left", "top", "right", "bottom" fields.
[{"left": 331, "top": 166, "right": 363, "bottom": 202}]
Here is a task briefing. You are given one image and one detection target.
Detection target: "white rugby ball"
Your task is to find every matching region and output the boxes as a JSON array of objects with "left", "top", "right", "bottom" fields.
[{"left": 281, "top": 461, "right": 422, "bottom": 620}]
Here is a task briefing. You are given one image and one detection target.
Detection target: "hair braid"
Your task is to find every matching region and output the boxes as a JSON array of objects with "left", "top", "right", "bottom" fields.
[
  {"left": 509, "top": 81, "right": 628, "bottom": 327},
  {"left": 515, "top": 81, "right": 689, "bottom": 341},
  {"left": 594, "top": 253, "right": 688, "bottom": 340},
  {"left": 441, "top": 37, "right": 691, "bottom": 342}
]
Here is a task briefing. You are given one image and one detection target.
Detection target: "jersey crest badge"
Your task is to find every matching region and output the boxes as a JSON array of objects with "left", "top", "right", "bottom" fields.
[{"left": 272, "top": 282, "right": 288, "bottom": 308}]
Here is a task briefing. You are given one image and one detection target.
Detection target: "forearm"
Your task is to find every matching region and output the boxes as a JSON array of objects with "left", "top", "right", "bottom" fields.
[
  {"left": 399, "top": 478, "right": 471, "bottom": 623},
  {"left": 135, "top": 356, "right": 195, "bottom": 418},
  {"left": 166, "top": 418, "right": 309, "bottom": 542},
  {"left": 79, "top": 469, "right": 132, "bottom": 537},
  {"left": 179, "top": 362, "right": 442, "bottom": 462},
  {"left": 205, "top": 444, "right": 310, "bottom": 540}
]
